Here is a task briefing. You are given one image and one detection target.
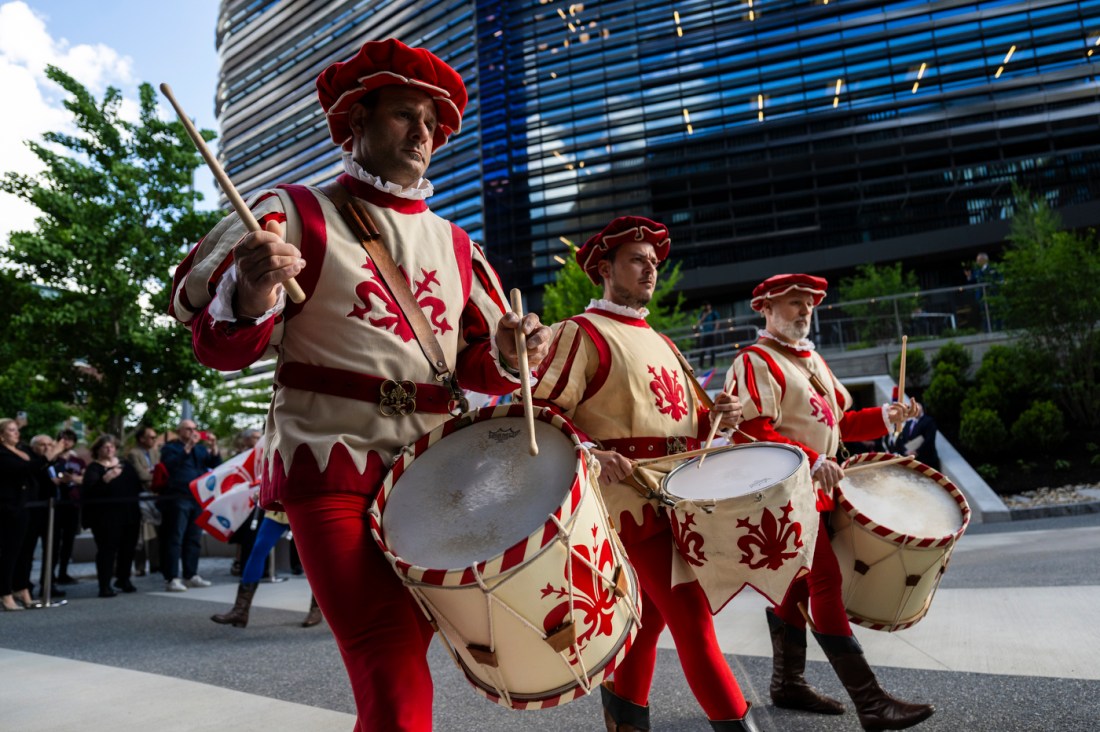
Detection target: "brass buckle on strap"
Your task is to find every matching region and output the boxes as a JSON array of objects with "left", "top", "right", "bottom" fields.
[
  {"left": 440, "top": 372, "right": 468, "bottom": 417},
  {"left": 379, "top": 379, "right": 417, "bottom": 416}
]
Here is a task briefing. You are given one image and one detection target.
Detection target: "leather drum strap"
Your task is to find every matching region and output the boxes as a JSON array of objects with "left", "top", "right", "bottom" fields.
[{"left": 319, "top": 180, "right": 467, "bottom": 412}]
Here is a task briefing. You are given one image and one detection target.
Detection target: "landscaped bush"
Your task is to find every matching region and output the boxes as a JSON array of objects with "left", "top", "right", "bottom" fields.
[
  {"left": 931, "top": 341, "right": 972, "bottom": 376},
  {"left": 890, "top": 348, "right": 930, "bottom": 390},
  {"left": 1010, "top": 400, "right": 1066, "bottom": 452},
  {"left": 924, "top": 371, "right": 966, "bottom": 426},
  {"left": 959, "top": 407, "right": 1008, "bottom": 457}
]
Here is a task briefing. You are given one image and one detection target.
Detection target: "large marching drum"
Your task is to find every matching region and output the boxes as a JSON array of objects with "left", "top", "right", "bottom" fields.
[
  {"left": 832, "top": 453, "right": 971, "bottom": 631},
  {"left": 661, "top": 442, "right": 819, "bottom": 613},
  {"left": 370, "top": 405, "right": 641, "bottom": 709}
]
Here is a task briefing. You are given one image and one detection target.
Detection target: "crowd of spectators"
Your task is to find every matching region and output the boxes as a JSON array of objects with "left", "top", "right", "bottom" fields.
[{"left": 0, "top": 415, "right": 269, "bottom": 610}]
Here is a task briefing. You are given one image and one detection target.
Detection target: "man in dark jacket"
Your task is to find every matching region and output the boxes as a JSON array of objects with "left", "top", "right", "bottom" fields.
[{"left": 158, "top": 419, "right": 220, "bottom": 591}]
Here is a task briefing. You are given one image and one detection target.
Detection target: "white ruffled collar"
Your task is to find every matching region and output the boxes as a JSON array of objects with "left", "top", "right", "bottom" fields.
[
  {"left": 342, "top": 152, "right": 434, "bottom": 200},
  {"left": 588, "top": 298, "right": 650, "bottom": 320},
  {"left": 758, "top": 328, "right": 816, "bottom": 352}
]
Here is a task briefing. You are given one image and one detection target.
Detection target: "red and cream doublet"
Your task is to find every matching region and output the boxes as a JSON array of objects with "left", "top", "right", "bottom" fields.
[
  {"left": 533, "top": 303, "right": 708, "bottom": 531},
  {"left": 169, "top": 173, "right": 515, "bottom": 508},
  {"left": 728, "top": 333, "right": 889, "bottom": 469}
]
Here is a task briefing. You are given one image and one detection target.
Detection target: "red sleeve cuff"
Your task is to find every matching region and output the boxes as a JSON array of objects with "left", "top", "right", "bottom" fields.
[{"left": 192, "top": 306, "right": 275, "bottom": 371}]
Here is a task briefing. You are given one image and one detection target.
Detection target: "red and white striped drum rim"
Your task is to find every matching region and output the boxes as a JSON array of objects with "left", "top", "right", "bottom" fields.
[
  {"left": 369, "top": 404, "right": 589, "bottom": 587},
  {"left": 838, "top": 452, "right": 971, "bottom": 548}
]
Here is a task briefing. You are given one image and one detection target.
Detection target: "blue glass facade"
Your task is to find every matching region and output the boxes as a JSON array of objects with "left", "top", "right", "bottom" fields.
[{"left": 217, "top": 0, "right": 1100, "bottom": 304}]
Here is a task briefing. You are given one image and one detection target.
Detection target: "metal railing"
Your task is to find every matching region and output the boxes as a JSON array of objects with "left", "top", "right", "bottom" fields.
[{"left": 677, "top": 283, "right": 998, "bottom": 368}]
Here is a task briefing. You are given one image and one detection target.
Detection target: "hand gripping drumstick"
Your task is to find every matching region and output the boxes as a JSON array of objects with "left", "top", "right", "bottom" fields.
[
  {"left": 509, "top": 289, "right": 538, "bottom": 456},
  {"left": 698, "top": 380, "right": 732, "bottom": 469},
  {"left": 894, "top": 334, "right": 908, "bottom": 438},
  {"left": 159, "top": 83, "right": 306, "bottom": 304}
]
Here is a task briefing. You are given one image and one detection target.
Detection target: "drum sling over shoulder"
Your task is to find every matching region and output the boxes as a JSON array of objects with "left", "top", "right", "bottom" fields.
[{"left": 320, "top": 180, "right": 468, "bottom": 415}]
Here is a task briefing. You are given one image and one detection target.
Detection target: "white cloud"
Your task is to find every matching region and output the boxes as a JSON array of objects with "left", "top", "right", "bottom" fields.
[{"left": 0, "top": 1, "right": 137, "bottom": 248}]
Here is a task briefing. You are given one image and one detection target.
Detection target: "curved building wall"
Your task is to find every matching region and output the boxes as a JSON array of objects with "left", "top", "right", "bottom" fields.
[{"left": 217, "top": 0, "right": 1100, "bottom": 302}]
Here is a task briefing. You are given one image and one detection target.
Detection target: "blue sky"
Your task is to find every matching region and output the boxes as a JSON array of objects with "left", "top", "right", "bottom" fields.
[{"left": 1, "top": 0, "right": 223, "bottom": 243}]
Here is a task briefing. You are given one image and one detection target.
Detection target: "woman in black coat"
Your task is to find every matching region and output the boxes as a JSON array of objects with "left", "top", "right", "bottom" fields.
[
  {"left": 1, "top": 417, "right": 45, "bottom": 610},
  {"left": 82, "top": 434, "right": 143, "bottom": 597}
]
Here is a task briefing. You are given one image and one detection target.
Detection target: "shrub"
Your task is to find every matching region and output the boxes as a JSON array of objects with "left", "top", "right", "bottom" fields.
[
  {"left": 975, "top": 463, "right": 1000, "bottom": 482},
  {"left": 959, "top": 407, "right": 1008, "bottom": 457},
  {"left": 932, "top": 341, "right": 972, "bottom": 376},
  {"left": 924, "top": 371, "right": 966, "bottom": 426},
  {"left": 1010, "top": 400, "right": 1066, "bottom": 452}
]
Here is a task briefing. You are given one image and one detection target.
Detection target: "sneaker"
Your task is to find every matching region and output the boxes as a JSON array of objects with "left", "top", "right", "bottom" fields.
[
  {"left": 186, "top": 575, "right": 212, "bottom": 588},
  {"left": 165, "top": 578, "right": 188, "bottom": 592}
]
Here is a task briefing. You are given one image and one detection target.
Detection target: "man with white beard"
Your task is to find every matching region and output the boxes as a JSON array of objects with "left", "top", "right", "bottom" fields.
[{"left": 725, "top": 274, "right": 934, "bottom": 731}]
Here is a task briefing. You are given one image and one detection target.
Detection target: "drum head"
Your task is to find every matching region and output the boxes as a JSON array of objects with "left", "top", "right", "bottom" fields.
[
  {"left": 840, "top": 464, "right": 963, "bottom": 539},
  {"left": 664, "top": 443, "right": 805, "bottom": 501},
  {"left": 384, "top": 417, "right": 577, "bottom": 569}
]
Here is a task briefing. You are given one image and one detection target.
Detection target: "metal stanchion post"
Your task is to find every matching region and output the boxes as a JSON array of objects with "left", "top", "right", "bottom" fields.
[
  {"left": 34, "top": 497, "right": 68, "bottom": 609},
  {"left": 267, "top": 542, "right": 286, "bottom": 583}
]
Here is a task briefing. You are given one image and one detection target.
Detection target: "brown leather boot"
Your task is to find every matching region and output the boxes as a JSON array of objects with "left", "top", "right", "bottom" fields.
[
  {"left": 301, "top": 594, "right": 322, "bottom": 627},
  {"left": 766, "top": 607, "right": 845, "bottom": 714},
  {"left": 210, "top": 582, "right": 258, "bottom": 628},
  {"left": 814, "top": 631, "right": 934, "bottom": 731},
  {"left": 600, "top": 681, "right": 650, "bottom": 731},
  {"left": 709, "top": 701, "right": 764, "bottom": 731}
]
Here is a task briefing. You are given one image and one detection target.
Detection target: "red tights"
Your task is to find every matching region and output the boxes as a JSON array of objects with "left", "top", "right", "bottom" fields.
[
  {"left": 284, "top": 492, "right": 435, "bottom": 732},
  {"left": 774, "top": 514, "right": 852, "bottom": 636},
  {"left": 612, "top": 513, "right": 748, "bottom": 720}
]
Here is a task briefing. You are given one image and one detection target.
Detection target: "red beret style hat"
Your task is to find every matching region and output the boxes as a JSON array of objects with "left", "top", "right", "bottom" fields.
[
  {"left": 575, "top": 216, "right": 671, "bottom": 286},
  {"left": 316, "top": 38, "right": 467, "bottom": 152},
  {"left": 750, "top": 273, "right": 829, "bottom": 311}
]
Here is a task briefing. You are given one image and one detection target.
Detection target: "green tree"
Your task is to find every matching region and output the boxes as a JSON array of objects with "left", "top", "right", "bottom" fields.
[
  {"left": 540, "top": 246, "right": 691, "bottom": 336},
  {"left": 837, "top": 262, "right": 920, "bottom": 345},
  {"left": 998, "top": 186, "right": 1100, "bottom": 428},
  {"left": 0, "top": 66, "right": 222, "bottom": 435}
]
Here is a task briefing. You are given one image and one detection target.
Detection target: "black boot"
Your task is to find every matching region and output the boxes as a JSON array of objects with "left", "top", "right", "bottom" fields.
[
  {"left": 600, "top": 681, "right": 650, "bottom": 731},
  {"left": 301, "top": 594, "right": 322, "bottom": 627},
  {"left": 814, "top": 631, "right": 934, "bottom": 731},
  {"left": 210, "top": 582, "right": 258, "bottom": 628},
  {"left": 710, "top": 701, "right": 764, "bottom": 731},
  {"left": 766, "top": 607, "right": 845, "bottom": 714}
]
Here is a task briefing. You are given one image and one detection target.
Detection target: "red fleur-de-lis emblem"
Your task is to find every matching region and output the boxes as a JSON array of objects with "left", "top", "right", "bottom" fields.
[
  {"left": 648, "top": 365, "right": 687, "bottom": 421},
  {"left": 736, "top": 501, "right": 804, "bottom": 571},
  {"left": 670, "top": 511, "right": 707, "bottom": 567},
  {"left": 348, "top": 263, "right": 452, "bottom": 341},
  {"left": 809, "top": 391, "right": 836, "bottom": 427},
  {"left": 540, "top": 525, "right": 618, "bottom": 661}
]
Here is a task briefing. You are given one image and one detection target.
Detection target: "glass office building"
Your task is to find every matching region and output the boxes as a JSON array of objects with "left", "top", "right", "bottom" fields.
[{"left": 217, "top": 0, "right": 1100, "bottom": 306}]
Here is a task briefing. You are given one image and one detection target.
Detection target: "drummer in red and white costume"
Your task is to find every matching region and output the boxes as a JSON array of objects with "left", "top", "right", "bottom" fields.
[
  {"left": 168, "top": 39, "right": 549, "bottom": 732},
  {"left": 728, "top": 274, "right": 934, "bottom": 731},
  {"left": 532, "top": 217, "right": 760, "bottom": 732}
]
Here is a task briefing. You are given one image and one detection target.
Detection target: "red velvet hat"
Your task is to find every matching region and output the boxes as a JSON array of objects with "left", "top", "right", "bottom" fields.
[
  {"left": 316, "top": 39, "right": 467, "bottom": 152},
  {"left": 575, "top": 216, "right": 671, "bottom": 285},
  {"left": 750, "top": 273, "right": 829, "bottom": 311}
]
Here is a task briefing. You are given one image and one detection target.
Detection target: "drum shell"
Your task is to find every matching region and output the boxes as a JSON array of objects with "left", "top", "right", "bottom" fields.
[
  {"left": 832, "top": 453, "right": 971, "bottom": 632},
  {"left": 370, "top": 405, "right": 641, "bottom": 709},
  {"left": 662, "top": 443, "right": 818, "bottom": 613}
]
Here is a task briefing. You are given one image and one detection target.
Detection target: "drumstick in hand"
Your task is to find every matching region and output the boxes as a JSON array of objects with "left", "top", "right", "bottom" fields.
[
  {"left": 698, "top": 379, "right": 733, "bottom": 469},
  {"left": 160, "top": 83, "right": 306, "bottom": 304},
  {"left": 509, "top": 289, "right": 538, "bottom": 456},
  {"left": 894, "top": 335, "right": 908, "bottom": 438}
]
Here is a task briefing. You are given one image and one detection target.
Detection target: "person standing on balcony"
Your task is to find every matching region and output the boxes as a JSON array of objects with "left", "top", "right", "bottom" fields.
[
  {"left": 167, "top": 39, "right": 550, "bottom": 731},
  {"left": 727, "top": 274, "right": 934, "bottom": 731}
]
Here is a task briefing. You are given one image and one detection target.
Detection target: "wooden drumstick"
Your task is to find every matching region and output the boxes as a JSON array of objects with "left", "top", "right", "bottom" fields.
[
  {"left": 797, "top": 601, "right": 817, "bottom": 633},
  {"left": 844, "top": 454, "right": 910, "bottom": 473},
  {"left": 894, "top": 335, "right": 908, "bottom": 438},
  {"left": 509, "top": 288, "right": 538, "bottom": 456},
  {"left": 698, "top": 379, "right": 733, "bottom": 469},
  {"left": 159, "top": 83, "right": 306, "bottom": 304},
  {"left": 633, "top": 444, "right": 730, "bottom": 467}
]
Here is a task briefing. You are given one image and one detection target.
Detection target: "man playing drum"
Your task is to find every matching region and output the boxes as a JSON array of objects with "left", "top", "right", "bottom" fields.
[
  {"left": 532, "top": 216, "right": 760, "bottom": 732},
  {"left": 727, "top": 274, "right": 934, "bottom": 731},
  {"left": 168, "top": 39, "right": 550, "bottom": 732}
]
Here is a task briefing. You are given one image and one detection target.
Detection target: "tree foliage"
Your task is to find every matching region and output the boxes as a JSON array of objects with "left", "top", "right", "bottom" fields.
[
  {"left": 837, "top": 262, "right": 919, "bottom": 345},
  {"left": 998, "top": 186, "right": 1100, "bottom": 428},
  {"left": 540, "top": 246, "right": 691, "bottom": 336},
  {"left": 0, "top": 66, "right": 222, "bottom": 435}
]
